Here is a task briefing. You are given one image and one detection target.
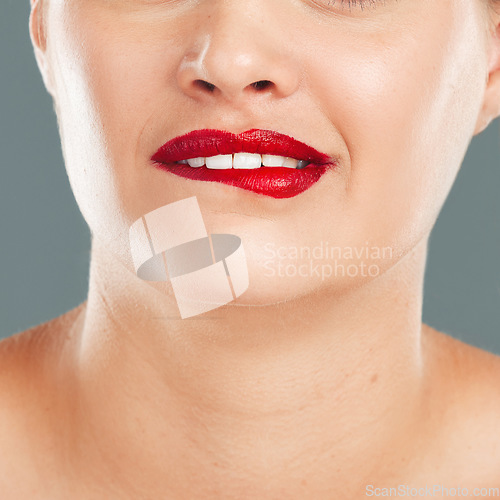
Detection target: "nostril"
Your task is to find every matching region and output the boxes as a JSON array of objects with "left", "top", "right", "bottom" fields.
[
  {"left": 192, "top": 79, "right": 273, "bottom": 94},
  {"left": 251, "top": 80, "right": 272, "bottom": 91},
  {"left": 194, "top": 80, "right": 216, "bottom": 92}
]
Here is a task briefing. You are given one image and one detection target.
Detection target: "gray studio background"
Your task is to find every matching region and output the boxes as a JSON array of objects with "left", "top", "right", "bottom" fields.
[{"left": 2, "top": 2, "right": 500, "bottom": 353}]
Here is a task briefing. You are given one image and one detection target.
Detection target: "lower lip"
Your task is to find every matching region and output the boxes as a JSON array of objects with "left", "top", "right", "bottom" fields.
[{"left": 152, "top": 162, "right": 333, "bottom": 199}]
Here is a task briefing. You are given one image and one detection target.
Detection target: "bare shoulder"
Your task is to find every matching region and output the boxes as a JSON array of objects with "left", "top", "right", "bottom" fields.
[
  {"left": 0, "top": 299, "right": 87, "bottom": 411},
  {"left": 424, "top": 323, "right": 500, "bottom": 400},
  {"left": 0, "top": 303, "right": 86, "bottom": 498},
  {"left": 0, "top": 301, "right": 87, "bottom": 356},
  {"left": 421, "top": 324, "right": 500, "bottom": 482}
]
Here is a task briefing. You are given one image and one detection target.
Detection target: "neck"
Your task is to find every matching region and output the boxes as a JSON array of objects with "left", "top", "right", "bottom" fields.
[{"left": 62, "top": 236, "right": 430, "bottom": 497}]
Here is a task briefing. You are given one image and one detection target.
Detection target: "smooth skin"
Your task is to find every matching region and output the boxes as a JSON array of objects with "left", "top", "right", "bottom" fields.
[{"left": 1, "top": 0, "right": 500, "bottom": 498}]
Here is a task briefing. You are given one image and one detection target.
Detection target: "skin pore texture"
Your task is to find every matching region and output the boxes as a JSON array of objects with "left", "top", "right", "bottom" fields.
[{"left": 1, "top": 0, "right": 500, "bottom": 498}]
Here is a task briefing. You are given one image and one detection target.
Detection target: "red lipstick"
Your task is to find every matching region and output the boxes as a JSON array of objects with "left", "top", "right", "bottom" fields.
[{"left": 151, "top": 129, "right": 337, "bottom": 199}]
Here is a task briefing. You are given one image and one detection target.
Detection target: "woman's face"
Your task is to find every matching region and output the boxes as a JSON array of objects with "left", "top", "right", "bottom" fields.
[{"left": 33, "top": 0, "right": 497, "bottom": 305}]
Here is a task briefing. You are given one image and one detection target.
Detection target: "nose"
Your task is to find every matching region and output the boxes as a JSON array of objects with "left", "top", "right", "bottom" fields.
[{"left": 176, "top": 3, "right": 300, "bottom": 104}]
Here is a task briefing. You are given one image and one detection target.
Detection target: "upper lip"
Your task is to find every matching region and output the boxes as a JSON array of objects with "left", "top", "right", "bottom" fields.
[{"left": 151, "top": 129, "right": 334, "bottom": 166}]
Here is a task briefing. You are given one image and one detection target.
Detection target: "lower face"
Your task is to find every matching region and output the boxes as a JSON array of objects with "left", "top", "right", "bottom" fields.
[{"left": 45, "top": 0, "right": 489, "bottom": 305}]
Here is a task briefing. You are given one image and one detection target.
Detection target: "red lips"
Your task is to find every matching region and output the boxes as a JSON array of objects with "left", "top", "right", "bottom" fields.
[{"left": 151, "top": 129, "right": 337, "bottom": 199}]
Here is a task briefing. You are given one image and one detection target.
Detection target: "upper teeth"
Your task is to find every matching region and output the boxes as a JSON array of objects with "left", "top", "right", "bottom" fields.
[{"left": 177, "top": 154, "right": 310, "bottom": 170}]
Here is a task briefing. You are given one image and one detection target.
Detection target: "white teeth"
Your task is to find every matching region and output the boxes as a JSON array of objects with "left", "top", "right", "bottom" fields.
[
  {"left": 282, "top": 158, "right": 299, "bottom": 168},
  {"left": 187, "top": 157, "right": 205, "bottom": 168},
  {"left": 206, "top": 154, "right": 233, "bottom": 169},
  {"left": 178, "top": 154, "right": 309, "bottom": 169},
  {"left": 233, "top": 153, "right": 262, "bottom": 170},
  {"left": 262, "top": 155, "right": 285, "bottom": 167}
]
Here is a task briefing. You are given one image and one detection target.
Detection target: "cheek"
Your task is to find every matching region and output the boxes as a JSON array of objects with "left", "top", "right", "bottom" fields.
[
  {"left": 305, "top": 3, "right": 487, "bottom": 251},
  {"left": 47, "top": 3, "right": 188, "bottom": 253}
]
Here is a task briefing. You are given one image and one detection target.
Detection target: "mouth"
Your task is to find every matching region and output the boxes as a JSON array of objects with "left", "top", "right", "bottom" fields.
[{"left": 151, "top": 129, "right": 338, "bottom": 199}]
